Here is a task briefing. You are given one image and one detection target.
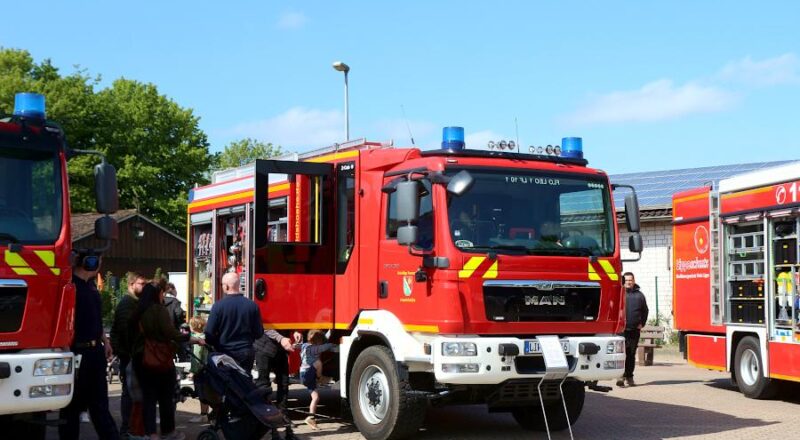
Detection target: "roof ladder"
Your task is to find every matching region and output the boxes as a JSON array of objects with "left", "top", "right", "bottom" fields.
[{"left": 709, "top": 190, "right": 723, "bottom": 325}]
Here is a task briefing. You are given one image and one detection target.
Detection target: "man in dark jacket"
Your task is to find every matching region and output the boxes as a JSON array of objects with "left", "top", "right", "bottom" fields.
[
  {"left": 163, "top": 282, "right": 186, "bottom": 330},
  {"left": 205, "top": 272, "right": 263, "bottom": 372},
  {"left": 617, "top": 272, "right": 649, "bottom": 387},
  {"left": 109, "top": 271, "right": 145, "bottom": 438}
]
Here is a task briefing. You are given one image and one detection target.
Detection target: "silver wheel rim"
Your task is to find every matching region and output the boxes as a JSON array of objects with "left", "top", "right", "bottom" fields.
[
  {"left": 740, "top": 348, "right": 759, "bottom": 386},
  {"left": 358, "top": 365, "right": 390, "bottom": 425}
]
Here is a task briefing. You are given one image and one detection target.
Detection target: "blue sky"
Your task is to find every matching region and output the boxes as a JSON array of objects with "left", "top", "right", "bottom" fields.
[{"left": 2, "top": 1, "right": 799, "bottom": 173}]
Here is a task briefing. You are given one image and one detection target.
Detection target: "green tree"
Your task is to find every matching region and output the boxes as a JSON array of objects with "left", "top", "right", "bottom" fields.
[
  {"left": 216, "top": 138, "right": 284, "bottom": 169},
  {"left": 0, "top": 48, "right": 213, "bottom": 234}
]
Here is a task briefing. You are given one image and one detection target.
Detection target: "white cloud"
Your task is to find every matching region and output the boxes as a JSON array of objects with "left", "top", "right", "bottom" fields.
[
  {"left": 719, "top": 53, "right": 800, "bottom": 86},
  {"left": 565, "top": 79, "right": 736, "bottom": 125},
  {"left": 276, "top": 11, "right": 307, "bottom": 30},
  {"left": 227, "top": 107, "right": 343, "bottom": 148}
]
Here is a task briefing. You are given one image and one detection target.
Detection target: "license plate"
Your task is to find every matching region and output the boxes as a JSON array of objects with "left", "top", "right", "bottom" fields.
[{"left": 524, "top": 340, "right": 570, "bottom": 354}]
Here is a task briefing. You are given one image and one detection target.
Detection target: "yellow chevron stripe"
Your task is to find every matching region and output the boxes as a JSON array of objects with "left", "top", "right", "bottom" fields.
[
  {"left": 482, "top": 261, "right": 498, "bottom": 279},
  {"left": 459, "top": 256, "right": 486, "bottom": 278},
  {"left": 598, "top": 260, "right": 619, "bottom": 281},
  {"left": 588, "top": 263, "right": 601, "bottom": 281},
  {"left": 5, "top": 251, "right": 36, "bottom": 276},
  {"left": 34, "top": 250, "right": 61, "bottom": 275}
]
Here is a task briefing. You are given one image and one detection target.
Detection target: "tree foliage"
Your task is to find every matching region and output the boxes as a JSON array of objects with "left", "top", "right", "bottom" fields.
[
  {"left": 216, "top": 138, "right": 284, "bottom": 170},
  {"left": 0, "top": 48, "right": 213, "bottom": 234}
]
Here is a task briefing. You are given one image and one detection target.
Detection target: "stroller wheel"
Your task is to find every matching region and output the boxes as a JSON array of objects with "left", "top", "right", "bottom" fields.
[{"left": 197, "top": 428, "right": 220, "bottom": 440}]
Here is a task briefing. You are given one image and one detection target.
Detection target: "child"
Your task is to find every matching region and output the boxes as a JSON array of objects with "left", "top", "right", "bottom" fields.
[
  {"left": 188, "top": 316, "right": 210, "bottom": 423},
  {"left": 300, "top": 330, "right": 335, "bottom": 429}
]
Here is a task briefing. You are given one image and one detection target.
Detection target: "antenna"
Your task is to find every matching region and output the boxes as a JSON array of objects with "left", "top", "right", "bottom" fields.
[
  {"left": 514, "top": 117, "right": 520, "bottom": 153},
  {"left": 401, "top": 104, "right": 416, "bottom": 146}
]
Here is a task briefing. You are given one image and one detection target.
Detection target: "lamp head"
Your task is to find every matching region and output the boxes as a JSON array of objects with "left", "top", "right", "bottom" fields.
[{"left": 332, "top": 61, "right": 350, "bottom": 73}]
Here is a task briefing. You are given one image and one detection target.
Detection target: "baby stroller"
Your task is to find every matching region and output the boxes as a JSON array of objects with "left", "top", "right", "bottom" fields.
[{"left": 193, "top": 350, "right": 289, "bottom": 440}]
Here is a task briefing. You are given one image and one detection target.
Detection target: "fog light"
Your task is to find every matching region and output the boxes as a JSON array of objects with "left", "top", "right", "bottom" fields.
[
  {"left": 604, "top": 360, "right": 625, "bottom": 369},
  {"left": 442, "top": 342, "right": 478, "bottom": 356},
  {"left": 607, "top": 341, "right": 624, "bottom": 354},
  {"left": 30, "top": 384, "right": 71, "bottom": 398},
  {"left": 442, "top": 363, "right": 480, "bottom": 373},
  {"left": 34, "top": 358, "right": 73, "bottom": 376}
]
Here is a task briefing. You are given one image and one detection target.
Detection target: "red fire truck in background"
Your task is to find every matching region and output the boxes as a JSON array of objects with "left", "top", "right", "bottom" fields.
[
  {"left": 673, "top": 162, "right": 800, "bottom": 399},
  {"left": 188, "top": 128, "right": 643, "bottom": 439},
  {"left": 0, "top": 93, "right": 118, "bottom": 436}
]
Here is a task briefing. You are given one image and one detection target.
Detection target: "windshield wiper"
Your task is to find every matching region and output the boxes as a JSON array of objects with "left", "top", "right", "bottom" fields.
[
  {"left": 464, "top": 244, "right": 529, "bottom": 254},
  {"left": 527, "top": 247, "right": 595, "bottom": 256},
  {"left": 0, "top": 233, "right": 20, "bottom": 244}
]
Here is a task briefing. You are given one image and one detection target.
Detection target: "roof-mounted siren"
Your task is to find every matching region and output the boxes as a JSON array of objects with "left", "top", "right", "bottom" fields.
[
  {"left": 14, "top": 92, "right": 46, "bottom": 120},
  {"left": 561, "top": 137, "right": 583, "bottom": 159},
  {"left": 442, "top": 126, "right": 465, "bottom": 152}
]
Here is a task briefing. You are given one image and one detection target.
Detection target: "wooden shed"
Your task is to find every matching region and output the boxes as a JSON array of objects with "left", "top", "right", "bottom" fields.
[{"left": 71, "top": 209, "right": 186, "bottom": 278}]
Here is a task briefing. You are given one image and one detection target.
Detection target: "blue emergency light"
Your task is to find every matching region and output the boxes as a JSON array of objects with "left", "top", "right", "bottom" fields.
[
  {"left": 561, "top": 137, "right": 583, "bottom": 159},
  {"left": 14, "top": 92, "right": 46, "bottom": 120},
  {"left": 442, "top": 126, "right": 465, "bottom": 151}
]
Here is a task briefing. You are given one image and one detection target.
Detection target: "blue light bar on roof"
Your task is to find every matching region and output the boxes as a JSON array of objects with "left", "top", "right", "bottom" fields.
[
  {"left": 14, "top": 92, "right": 46, "bottom": 119},
  {"left": 442, "top": 126, "right": 465, "bottom": 151},
  {"left": 561, "top": 137, "right": 583, "bottom": 159}
]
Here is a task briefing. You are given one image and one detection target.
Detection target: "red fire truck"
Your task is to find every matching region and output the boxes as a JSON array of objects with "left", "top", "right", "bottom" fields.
[
  {"left": 188, "top": 129, "right": 642, "bottom": 439},
  {"left": 0, "top": 93, "right": 118, "bottom": 436},
  {"left": 673, "top": 162, "right": 800, "bottom": 399}
]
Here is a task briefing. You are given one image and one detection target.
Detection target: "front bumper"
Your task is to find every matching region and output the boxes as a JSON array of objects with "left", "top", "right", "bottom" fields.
[
  {"left": 0, "top": 351, "right": 74, "bottom": 415},
  {"left": 432, "top": 335, "right": 624, "bottom": 385}
]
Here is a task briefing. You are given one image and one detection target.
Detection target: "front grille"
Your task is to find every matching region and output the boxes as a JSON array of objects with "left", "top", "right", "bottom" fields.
[
  {"left": 514, "top": 355, "right": 578, "bottom": 374},
  {"left": 483, "top": 280, "right": 600, "bottom": 322},
  {"left": 0, "top": 281, "right": 27, "bottom": 333},
  {"left": 486, "top": 379, "right": 562, "bottom": 407}
]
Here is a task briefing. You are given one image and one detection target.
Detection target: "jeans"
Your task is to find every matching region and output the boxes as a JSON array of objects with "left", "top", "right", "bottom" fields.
[
  {"left": 227, "top": 347, "right": 256, "bottom": 374},
  {"left": 59, "top": 346, "right": 119, "bottom": 440},
  {"left": 624, "top": 328, "right": 641, "bottom": 379}
]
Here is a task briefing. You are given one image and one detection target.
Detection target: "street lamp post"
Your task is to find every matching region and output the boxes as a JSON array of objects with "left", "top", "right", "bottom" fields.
[{"left": 332, "top": 61, "right": 350, "bottom": 141}]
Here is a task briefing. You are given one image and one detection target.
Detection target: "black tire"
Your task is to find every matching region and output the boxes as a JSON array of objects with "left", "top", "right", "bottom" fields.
[
  {"left": 733, "top": 336, "right": 778, "bottom": 399},
  {"left": 511, "top": 381, "right": 585, "bottom": 431},
  {"left": 348, "top": 346, "right": 426, "bottom": 440},
  {"left": 197, "top": 428, "right": 220, "bottom": 440}
]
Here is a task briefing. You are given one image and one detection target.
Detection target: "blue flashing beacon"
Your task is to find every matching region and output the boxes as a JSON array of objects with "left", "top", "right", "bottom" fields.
[
  {"left": 442, "top": 126, "right": 465, "bottom": 151},
  {"left": 561, "top": 137, "right": 583, "bottom": 159},
  {"left": 14, "top": 92, "right": 46, "bottom": 120}
]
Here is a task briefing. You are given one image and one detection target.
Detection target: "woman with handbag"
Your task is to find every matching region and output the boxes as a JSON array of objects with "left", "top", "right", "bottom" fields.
[{"left": 129, "top": 280, "right": 204, "bottom": 440}]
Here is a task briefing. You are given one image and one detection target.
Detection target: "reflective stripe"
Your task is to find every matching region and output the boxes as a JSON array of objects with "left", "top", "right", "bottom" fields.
[
  {"left": 34, "top": 250, "right": 61, "bottom": 275},
  {"left": 459, "top": 256, "right": 486, "bottom": 278},
  {"left": 588, "top": 263, "right": 601, "bottom": 281},
  {"left": 598, "top": 260, "right": 619, "bottom": 281},
  {"left": 482, "top": 261, "right": 498, "bottom": 279},
  {"left": 5, "top": 251, "right": 36, "bottom": 276}
]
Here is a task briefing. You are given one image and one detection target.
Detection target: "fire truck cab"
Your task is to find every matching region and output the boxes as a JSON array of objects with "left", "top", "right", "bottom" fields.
[
  {"left": 674, "top": 161, "right": 800, "bottom": 399},
  {"left": 188, "top": 129, "right": 642, "bottom": 439}
]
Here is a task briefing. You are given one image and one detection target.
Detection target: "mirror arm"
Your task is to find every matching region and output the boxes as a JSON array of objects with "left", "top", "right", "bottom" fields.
[
  {"left": 70, "top": 148, "right": 110, "bottom": 164},
  {"left": 621, "top": 252, "right": 642, "bottom": 263}
]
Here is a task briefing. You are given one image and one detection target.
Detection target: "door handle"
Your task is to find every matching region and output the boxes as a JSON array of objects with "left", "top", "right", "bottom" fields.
[
  {"left": 379, "top": 280, "right": 389, "bottom": 299},
  {"left": 255, "top": 278, "right": 267, "bottom": 300}
]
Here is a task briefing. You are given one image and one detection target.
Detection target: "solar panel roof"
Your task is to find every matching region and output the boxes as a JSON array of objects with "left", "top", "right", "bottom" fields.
[{"left": 609, "top": 160, "right": 796, "bottom": 209}]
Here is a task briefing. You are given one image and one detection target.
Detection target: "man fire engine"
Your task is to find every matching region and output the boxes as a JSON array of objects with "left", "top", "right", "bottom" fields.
[
  {"left": 188, "top": 128, "right": 642, "bottom": 439},
  {"left": 0, "top": 93, "right": 118, "bottom": 437},
  {"left": 674, "top": 161, "right": 800, "bottom": 399}
]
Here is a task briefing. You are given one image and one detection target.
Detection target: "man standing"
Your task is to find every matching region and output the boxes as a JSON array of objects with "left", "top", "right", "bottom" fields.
[
  {"left": 59, "top": 252, "right": 119, "bottom": 440},
  {"left": 254, "top": 330, "right": 298, "bottom": 440},
  {"left": 110, "top": 271, "right": 146, "bottom": 438},
  {"left": 617, "top": 272, "right": 649, "bottom": 387},
  {"left": 163, "top": 282, "right": 186, "bottom": 330},
  {"left": 205, "top": 272, "right": 263, "bottom": 372}
]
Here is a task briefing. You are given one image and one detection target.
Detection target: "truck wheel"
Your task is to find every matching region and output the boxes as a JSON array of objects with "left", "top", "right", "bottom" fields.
[
  {"left": 511, "top": 381, "right": 585, "bottom": 431},
  {"left": 734, "top": 336, "right": 778, "bottom": 399},
  {"left": 349, "top": 346, "right": 426, "bottom": 440}
]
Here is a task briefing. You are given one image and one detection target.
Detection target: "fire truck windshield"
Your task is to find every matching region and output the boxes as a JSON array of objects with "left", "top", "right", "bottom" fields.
[
  {"left": 0, "top": 147, "right": 63, "bottom": 244},
  {"left": 447, "top": 168, "right": 615, "bottom": 257}
]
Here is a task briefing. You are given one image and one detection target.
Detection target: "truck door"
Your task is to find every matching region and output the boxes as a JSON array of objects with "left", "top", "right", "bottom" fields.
[{"left": 253, "top": 159, "right": 335, "bottom": 328}]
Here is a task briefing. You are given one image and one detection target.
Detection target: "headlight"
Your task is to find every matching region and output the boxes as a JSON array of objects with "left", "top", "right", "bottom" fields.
[
  {"left": 33, "top": 358, "right": 73, "bottom": 376},
  {"left": 606, "top": 340, "right": 625, "bottom": 354},
  {"left": 442, "top": 342, "right": 478, "bottom": 356},
  {"left": 30, "top": 384, "right": 71, "bottom": 398},
  {"left": 442, "top": 363, "right": 480, "bottom": 373}
]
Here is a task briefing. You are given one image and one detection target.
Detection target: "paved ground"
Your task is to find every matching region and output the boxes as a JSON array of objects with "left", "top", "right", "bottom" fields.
[{"left": 48, "top": 347, "right": 800, "bottom": 439}]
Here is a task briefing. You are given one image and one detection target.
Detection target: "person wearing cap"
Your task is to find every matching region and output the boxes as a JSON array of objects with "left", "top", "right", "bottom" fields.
[{"left": 59, "top": 252, "right": 119, "bottom": 440}]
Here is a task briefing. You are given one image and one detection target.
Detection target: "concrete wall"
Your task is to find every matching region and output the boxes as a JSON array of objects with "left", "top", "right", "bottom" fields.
[{"left": 620, "top": 219, "right": 674, "bottom": 329}]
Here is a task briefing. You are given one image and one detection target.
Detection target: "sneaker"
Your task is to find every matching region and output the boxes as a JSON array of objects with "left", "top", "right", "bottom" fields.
[
  {"left": 80, "top": 412, "right": 90, "bottom": 423},
  {"left": 626, "top": 377, "right": 637, "bottom": 387},
  {"left": 161, "top": 431, "right": 186, "bottom": 440},
  {"left": 615, "top": 379, "right": 625, "bottom": 388},
  {"left": 304, "top": 416, "right": 319, "bottom": 430}
]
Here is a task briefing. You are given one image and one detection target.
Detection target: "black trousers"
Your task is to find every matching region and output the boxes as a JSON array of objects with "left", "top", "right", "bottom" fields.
[
  {"left": 118, "top": 355, "right": 131, "bottom": 435},
  {"left": 59, "top": 346, "right": 119, "bottom": 440},
  {"left": 133, "top": 357, "right": 177, "bottom": 436},
  {"left": 255, "top": 347, "right": 294, "bottom": 437},
  {"left": 624, "top": 329, "right": 641, "bottom": 379},
  {"left": 227, "top": 347, "right": 256, "bottom": 374}
]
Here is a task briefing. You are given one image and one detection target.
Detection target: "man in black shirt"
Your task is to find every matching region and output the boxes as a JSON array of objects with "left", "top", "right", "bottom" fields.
[
  {"left": 205, "top": 272, "right": 263, "bottom": 372},
  {"left": 59, "top": 252, "right": 119, "bottom": 440},
  {"left": 617, "top": 272, "right": 649, "bottom": 388}
]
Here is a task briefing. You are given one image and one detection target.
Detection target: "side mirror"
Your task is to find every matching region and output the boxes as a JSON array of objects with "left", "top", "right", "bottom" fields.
[
  {"left": 396, "top": 180, "right": 420, "bottom": 222},
  {"left": 397, "top": 225, "right": 418, "bottom": 246},
  {"left": 629, "top": 232, "right": 643, "bottom": 253},
  {"left": 624, "top": 193, "right": 640, "bottom": 233},
  {"left": 94, "top": 216, "right": 119, "bottom": 241},
  {"left": 447, "top": 170, "right": 475, "bottom": 196},
  {"left": 94, "top": 162, "right": 119, "bottom": 214}
]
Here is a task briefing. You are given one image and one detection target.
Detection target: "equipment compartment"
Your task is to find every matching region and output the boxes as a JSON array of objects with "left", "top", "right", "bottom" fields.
[
  {"left": 729, "top": 280, "right": 765, "bottom": 299},
  {"left": 730, "top": 300, "right": 765, "bottom": 324}
]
